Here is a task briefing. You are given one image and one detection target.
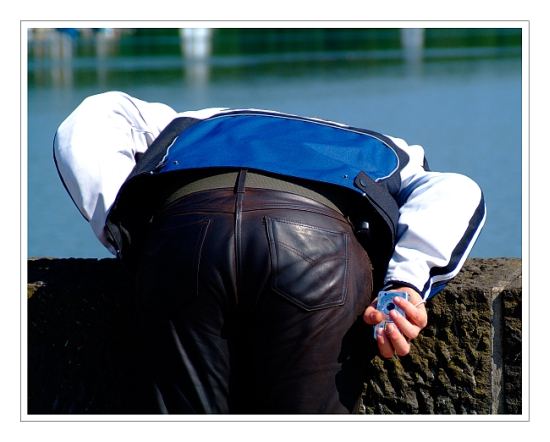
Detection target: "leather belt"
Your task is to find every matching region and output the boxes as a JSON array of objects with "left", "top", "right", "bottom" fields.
[{"left": 164, "top": 170, "right": 343, "bottom": 214}]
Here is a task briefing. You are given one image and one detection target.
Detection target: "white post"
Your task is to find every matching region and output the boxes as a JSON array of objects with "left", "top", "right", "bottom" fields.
[
  {"left": 180, "top": 28, "right": 213, "bottom": 60},
  {"left": 401, "top": 28, "right": 425, "bottom": 67},
  {"left": 180, "top": 28, "right": 213, "bottom": 87}
]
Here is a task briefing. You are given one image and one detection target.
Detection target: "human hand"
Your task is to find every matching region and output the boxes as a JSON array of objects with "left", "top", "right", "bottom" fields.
[{"left": 363, "top": 287, "right": 428, "bottom": 358}]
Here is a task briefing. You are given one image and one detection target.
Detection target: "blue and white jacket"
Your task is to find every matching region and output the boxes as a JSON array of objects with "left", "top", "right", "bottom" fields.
[{"left": 54, "top": 91, "right": 486, "bottom": 300}]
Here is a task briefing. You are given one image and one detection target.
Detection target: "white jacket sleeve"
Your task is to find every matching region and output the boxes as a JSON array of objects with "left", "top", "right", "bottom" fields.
[
  {"left": 53, "top": 91, "right": 177, "bottom": 252},
  {"left": 384, "top": 136, "right": 486, "bottom": 299}
]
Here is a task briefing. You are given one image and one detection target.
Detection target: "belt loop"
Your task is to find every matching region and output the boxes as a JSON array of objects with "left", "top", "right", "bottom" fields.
[{"left": 235, "top": 169, "right": 248, "bottom": 194}]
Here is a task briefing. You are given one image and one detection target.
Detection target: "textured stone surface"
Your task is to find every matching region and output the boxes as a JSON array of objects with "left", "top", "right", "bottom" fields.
[
  {"left": 27, "top": 258, "right": 140, "bottom": 413},
  {"left": 502, "top": 280, "right": 522, "bottom": 414},
  {"left": 361, "top": 258, "right": 522, "bottom": 414},
  {"left": 27, "top": 257, "right": 522, "bottom": 414}
]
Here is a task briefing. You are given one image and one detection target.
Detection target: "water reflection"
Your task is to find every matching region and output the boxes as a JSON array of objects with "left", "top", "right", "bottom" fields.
[
  {"left": 27, "top": 28, "right": 521, "bottom": 90},
  {"left": 29, "top": 28, "right": 75, "bottom": 88},
  {"left": 401, "top": 28, "right": 425, "bottom": 74},
  {"left": 29, "top": 28, "right": 121, "bottom": 88}
]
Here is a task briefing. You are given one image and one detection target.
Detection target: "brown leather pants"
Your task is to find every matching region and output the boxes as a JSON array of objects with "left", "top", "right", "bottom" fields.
[{"left": 134, "top": 184, "right": 374, "bottom": 414}]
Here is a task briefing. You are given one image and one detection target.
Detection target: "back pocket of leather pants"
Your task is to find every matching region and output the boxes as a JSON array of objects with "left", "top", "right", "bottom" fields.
[{"left": 265, "top": 217, "right": 349, "bottom": 311}]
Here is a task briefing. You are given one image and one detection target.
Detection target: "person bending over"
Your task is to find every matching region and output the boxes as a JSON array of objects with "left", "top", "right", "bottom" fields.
[{"left": 54, "top": 91, "right": 485, "bottom": 414}]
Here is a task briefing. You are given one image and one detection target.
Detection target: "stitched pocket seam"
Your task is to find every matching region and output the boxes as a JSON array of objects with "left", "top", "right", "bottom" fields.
[{"left": 266, "top": 216, "right": 349, "bottom": 311}]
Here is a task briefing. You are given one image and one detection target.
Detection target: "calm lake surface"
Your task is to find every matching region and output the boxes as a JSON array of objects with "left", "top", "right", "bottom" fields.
[{"left": 27, "top": 30, "right": 522, "bottom": 258}]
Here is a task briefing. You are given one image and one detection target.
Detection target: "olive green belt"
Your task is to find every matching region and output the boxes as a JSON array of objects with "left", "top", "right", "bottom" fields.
[{"left": 164, "top": 171, "right": 342, "bottom": 214}]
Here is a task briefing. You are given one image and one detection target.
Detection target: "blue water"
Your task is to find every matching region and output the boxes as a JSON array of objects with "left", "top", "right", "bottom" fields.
[{"left": 27, "top": 50, "right": 522, "bottom": 258}]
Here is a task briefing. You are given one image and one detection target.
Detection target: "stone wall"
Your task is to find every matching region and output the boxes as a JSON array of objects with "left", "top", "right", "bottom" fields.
[{"left": 27, "top": 258, "right": 522, "bottom": 415}]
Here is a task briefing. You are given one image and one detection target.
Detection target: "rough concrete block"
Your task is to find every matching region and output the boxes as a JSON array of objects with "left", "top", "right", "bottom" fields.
[
  {"left": 27, "top": 257, "right": 522, "bottom": 414},
  {"left": 361, "top": 258, "right": 522, "bottom": 414}
]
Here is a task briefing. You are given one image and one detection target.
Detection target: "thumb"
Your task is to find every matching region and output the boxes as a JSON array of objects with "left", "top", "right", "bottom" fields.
[{"left": 363, "top": 305, "right": 385, "bottom": 325}]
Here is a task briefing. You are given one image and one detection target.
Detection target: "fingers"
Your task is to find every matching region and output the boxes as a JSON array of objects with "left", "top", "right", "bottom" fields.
[
  {"left": 363, "top": 304, "right": 385, "bottom": 325},
  {"left": 376, "top": 327, "right": 394, "bottom": 359},
  {"left": 389, "top": 309, "right": 421, "bottom": 340},
  {"left": 377, "top": 323, "right": 410, "bottom": 358},
  {"left": 364, "top": 289, "right": 429, "bottom": 359},
  {"left": 374, "top": 294, "right": 428, "bottom": 359},
  {"left": 392, "top": 296, "right": 428, "bottom": 330}
]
